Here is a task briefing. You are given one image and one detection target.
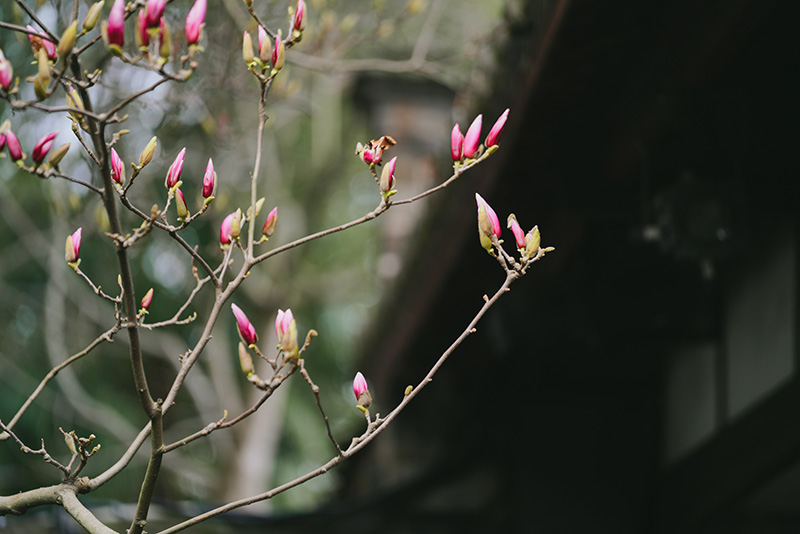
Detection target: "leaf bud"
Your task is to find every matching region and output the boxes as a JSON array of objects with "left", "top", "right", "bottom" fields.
[
  {"left": 57, "top": 20, "right": 79, "bottom": 58},
  {"left": 139, "top": 136, "right": 157, "bottom": 167},
  {"left": 238, "top": 342, "right": 255, "bottom": 376},
  {"left": 48, "top": 143, "right": 70, "bottom": 166},
  {"left": 83, "top": 2, "right": 105, "bottom": 32}
]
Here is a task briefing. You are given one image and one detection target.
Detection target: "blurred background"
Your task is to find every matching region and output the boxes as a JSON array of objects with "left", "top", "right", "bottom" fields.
[{"left": 1, "top": 0, "right": 799, "bottom": 532}]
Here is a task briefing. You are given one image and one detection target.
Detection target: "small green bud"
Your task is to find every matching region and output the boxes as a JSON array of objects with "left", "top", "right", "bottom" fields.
[
  {"left": 242, "top": 31, "right": 254, "bottom": 64},
  {"left": 238, "top": 342, "right": 255, "bottom": 376},
  {"left": 139, "top": 136, "right": 157, "bottom": 167},
  {"left": 48, "top": 143, "right": 71, "bottom": 166},
  {"left": 83, "top": 2, "right": 105, "bottom": 32}
]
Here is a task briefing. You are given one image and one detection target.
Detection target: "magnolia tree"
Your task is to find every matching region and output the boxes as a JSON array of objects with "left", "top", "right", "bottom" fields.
[{"left": 0, "top": 0, "right": 552, "bottom": 532}]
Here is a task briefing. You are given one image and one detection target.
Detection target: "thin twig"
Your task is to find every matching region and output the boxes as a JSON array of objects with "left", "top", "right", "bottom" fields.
[
  {"left": 0, "top": 326, "right": 120, "bottom": 441},
  {"left": 0, "top": 421, "right": 70, "bottom": 475},
  {"left": 298, "top": 360, "right": 342, "bottom": 454}
]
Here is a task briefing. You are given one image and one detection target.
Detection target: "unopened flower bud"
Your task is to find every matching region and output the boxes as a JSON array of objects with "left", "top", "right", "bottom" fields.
[
  {"left": 230, "top": 208, "right": 242, "bottom": 239},
  {"left": 450, "top": 123, "right": 463, "bottom": 161},
  {"left": 275, "top": 308, "right": 298, "bottom": 355},
  {"left": 106, "top": 0, "right": 125, "bottom": 53},
  {"left": 476, "top": 193, "right": 501, "bottom": 238},
  {"left": 135, "top": 9, "right": 149, "bottom": 49},
  {"left": 507, "top": 213, "right": 525, "bottom": 249},
  {"left": 272, "top": 34, "right": 284, "bottom": 71},
  {"left": 175, "top": 188, "right": 189, "bottom": 220},
  {"left": 232, "top": 303, "right": 258, "bottom": 346},
  {"left": 65, "top": 84, "right": 85, "bottom": 120},
  {"left": 294, "top": 0, "right": 307, "bottom": 32},
  {"left": 110, "top": 147, "right": 125, "bottom": 184},
  {"left": 262, "top": 206, "right": 278, "bottom": 238},
  {"left": 57, "top": 20, "right": 79, "bottom": 58},
  {"left": 64, "top": 432, "right": 78, "bottom": 455},
  {"left": 485, "top": 108, "right": 509, "bottom": 148},
  {"left": 139, "top": 136, "right": 157, "bottom": 167},
  {"left": 48, "top": 143, "right": 70, "bottom": 166},
  {"left": 475, "top": 193, "right": 500, "bottom": 252},
  {"left": 145, "top": 0, "right": 166, "bottom": 29},
  {"left": 238, "top": 342, "right": 255, "bottom": 376},
  {"left": 65, "top": 227, "right": 82, "bottom": 264},
  {"left": 380, "top": 156, "right": 397, "bottom": 196},
  {"left": 184, "top": 0, "right": 206, "bottom": 46},
  {"left": 31, "top": 132, "right": 57, "bottom": 163},
  {"left": 242, "top": 31, "right": 254, "bottom": 64},
  {"left": 34, "top": 76, "right": 48, "bottom": 100},
  {"left": 257, "top": 26, "right": 271, "bottom": 63},
  {"left": 202, "top": 158, "right": 216, "bottom": 198},
  {"left": 83, "top": 2, "right": 105, "bottom": 32},
  {"left": 0, "top": 51, "right": 13, "bottom": 90},
  {"left": 140, "top": 288, "right": 154, "bottom": 310},
  {"left": 4, "top": 129, "right": 22, "bottom": 161},
  {"left": 36, "top": 47, "right": 51, "bottom": 86},
  {"left": 158, "top": 18, "right": 172, "bottom": 61},
  {"left": 165, "top": 147, "right": 185, "bottom": 188},
  {"left": 220, "top": 209, "right": 242, "bottom": 244},
  {"left": 353, "top": 372, "right": 372, "bottom": 409},
  {"left": 525, "top": 226, "right": 540, "bottom": 258},
  {"left": 463, "top": 114, "right": 482, "bottom": 159}
]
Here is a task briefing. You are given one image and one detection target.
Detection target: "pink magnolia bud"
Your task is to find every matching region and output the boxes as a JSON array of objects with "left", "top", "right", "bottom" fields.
[
  {"left": 32, "top": 132, "right": 57, "bottom": 163},
  {"left": 275, "top": 308, "right": 298, "bottom": 354},
  {"left": 272, "top": 34, "right": 284, "bottom": 70},
  {"left": 275, "top": 308, "right": 291, "bottom": 338},
  {"left": 65, "top": 227, "right": 82, "bottom": 263},
  {"left": 220, "top": 213, "right": 234, "bottom": 244},
  {"left": 175, "top": 188, "right": 189, "bottom": 219},
  {"left": 507, "top": 214, "right": 525, "bottom": 249},
  {"left": 353, "top": 372, "right": 368, "bottom": 398},
  {"left": 257, "top": 26, "right": 271, "bottom": 63},
  {"left": 353, "top": 372, "right": 372, "bottom": 408},
  {"left": 184, "top": 0, "right": 206, "bottom": 46},
  {"left": 463, "top": 114, "right": 482, "bottom": 158},
  {"left": 4, "top": 129, "right": 22, "bottom": 161},
  {"left": 232, "top": 303, "right": 258, "bottom": 346},
  {"left": 450, "top": 123, "right": 463, "bottom": 161},
  {"left": 0, "top": 51, "right": 13, "bottom": 90},
  {"left": 202, "top": 157, "right": 216, "bottom": 198},
  {"left": 141, "top": 288, "right": 154, "bottom": 310},
  {"left": 107, "top": 0, "right": 125, "bottom": 49},
  {"left": 146, "top": 0, "right": 166, "bottom": 29},
  {"left": 475, "top": 193, "right": 501, "bottom": 252},
  {"left": 485, "top": 108, "right": 509, "bottom": 148},
  {"left": 475, "top": 193, "right": 501, "bottom": 237},
  {"left": 220, "top": 210, "right": 241, "bottom": 244},
  {"left": 0, "top": 134, "right": 5, "bottom": 151},
  {"left": 27, "top": 26, "right": 56, "bottom": 60},
  {"left": 110, "top": 147, "right": 125, "bottom": 184},
  {"left": 165, "top": 147, "right": 185, "bottom": 188},
  {"left": 135, "top": 9, "right": 150, "bottom": 49},
  {"left": 380, "top": 156, "right": 397, "bottom": 195},
  {"left": 262, "top": 206, "right": 278, "bottom": 238},
  {"left": 294, "top": 0, "right": 307, "bottom": 32}
]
